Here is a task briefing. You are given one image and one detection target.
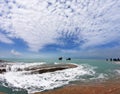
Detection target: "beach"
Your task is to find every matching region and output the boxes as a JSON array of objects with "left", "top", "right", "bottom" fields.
[
  {"left": 0, "top": 0, "right": 120, "bottom": 93},
  {"left": 35, "top": 80, "right": 120, "bottom": 94},
  {"left": 1, "top": 80, "right": 120, "bottom": 94},
  {"left": 0, "top": 59, "right": 120, "bottom": 94},
  {"left": 0, "top": 92, "right": 5, "bottom": 94}
]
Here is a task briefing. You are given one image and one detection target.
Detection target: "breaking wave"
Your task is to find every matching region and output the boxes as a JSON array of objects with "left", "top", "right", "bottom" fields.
[{"left": 0, "top": 62, "right": 103, "bottom": 93}]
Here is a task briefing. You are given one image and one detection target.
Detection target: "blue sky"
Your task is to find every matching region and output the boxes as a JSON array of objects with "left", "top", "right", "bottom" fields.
[{"left": 0, "top": 0, "right": 120, "bottom": 58}]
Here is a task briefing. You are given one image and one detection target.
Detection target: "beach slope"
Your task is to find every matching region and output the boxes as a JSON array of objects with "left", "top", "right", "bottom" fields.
[{"left": 35, "top": 81, "right": 120, "bottom": 94}]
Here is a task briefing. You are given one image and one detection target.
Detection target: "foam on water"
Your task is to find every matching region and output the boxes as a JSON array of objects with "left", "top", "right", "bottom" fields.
[
  {"left": 114, "top": 62, "right": 120, "bottom": 64},
  {"left": 90, "top": 73, "right": 108, "bottom": 81},
  {"left": 115, "top": 70, "right": 120, "bottom": 75},
  {"left": 6, "top": 62, "right": 46, "bottom": 72},
  {"left": 0, "top": 63, "right": 96, "bottom": 93}
]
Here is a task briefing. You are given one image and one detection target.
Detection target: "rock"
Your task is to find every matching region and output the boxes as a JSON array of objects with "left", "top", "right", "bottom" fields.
[
  {"left": 0, "top": 63, "right": 78, "bottom": 74},
  {"left": 66, "top": 58, "right": 71, "bottom": 60},
  {"left": 0, "top": 63, "right": 13, "bottom": 73},
  {"left": 0, "top": 60, "right": 6, "bottom": 63},
  {"left": 0, "top": 68, "right": 6, "bottom": 73},
  {"left": 106, "top": 59, "right": 108, "bottom": 61},
  {"left": 58, "top": 57, "right": 63, "bottom": 60},
  {"left": 30, "top": 64, "right": 77, "bottom": 74}
]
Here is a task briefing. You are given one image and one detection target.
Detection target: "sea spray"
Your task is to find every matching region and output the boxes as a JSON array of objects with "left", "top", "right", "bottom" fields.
[
  {"left": 0, "top": 63, "right": 96, "bottom": 93},
  {"left": 6, "top": 62, "right": 46, "bottom": 72}
]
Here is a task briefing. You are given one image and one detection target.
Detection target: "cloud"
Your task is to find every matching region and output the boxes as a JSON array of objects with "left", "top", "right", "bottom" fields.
[
  {"left": 0, "top": 0, "right": 120, "bottom": 51},
  {"left": 11, "top": 49, "right": 22, "bottom": 56},
  {"left": 59, "top": 45, "right": 120, "bottom": 58},
  {"left": 80, "top": 45, "right": 120, "bottom": 58},
  {"left": 0, "top": 32, "right": 13, "bottom": 44},
  {"left": 60, "top": 49, "right": 78, "bottom": 54}
]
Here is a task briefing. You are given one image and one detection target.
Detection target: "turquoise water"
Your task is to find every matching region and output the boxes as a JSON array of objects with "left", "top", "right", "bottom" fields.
[
  {"left": 3, "top": 58, "right": 120, "bottom": 76},
  {"left": 0, "top": 58, "right": 120, "bottom": 94}
]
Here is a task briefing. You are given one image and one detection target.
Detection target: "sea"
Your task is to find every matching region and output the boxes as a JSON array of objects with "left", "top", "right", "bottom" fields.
[{"left": 0, "top": 58, "right": 120, "bottom": 94}]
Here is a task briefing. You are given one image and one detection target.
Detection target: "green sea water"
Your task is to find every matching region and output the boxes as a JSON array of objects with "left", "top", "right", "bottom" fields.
[{"left": 0, "top": 58, "right": 120, "bottom": 94}]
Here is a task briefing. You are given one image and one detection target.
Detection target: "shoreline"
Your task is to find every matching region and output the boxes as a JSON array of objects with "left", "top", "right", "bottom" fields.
[
  {"left": 34, "top": 79, "right": 120, "bottom": 94},
  {"left": 1, "top": 79, "right": 120, "bottom": 94},
  {"left": 0, "top": 92, "right": 5, "bottom": 94},
  {"left": 0, "top": 60, "right": 120, "bottom": 94}
]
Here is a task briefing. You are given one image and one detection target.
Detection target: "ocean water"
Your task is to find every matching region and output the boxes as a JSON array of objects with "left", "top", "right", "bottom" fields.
[{"left": 0, "top": 58, "right": 120, "bottom": 94}]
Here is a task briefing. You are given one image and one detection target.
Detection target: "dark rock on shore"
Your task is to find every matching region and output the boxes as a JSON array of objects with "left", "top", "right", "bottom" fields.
[
  {"left": 58, "top": 57, "right": 63, "bottom": 60},
  {"left": 0, "top": 63, "right": 12, "bottom": 73},
  {"left": 0, "top": 60, "right": 7, "bottom": 63},
  {"left": 0, "top": 68, "right": 6, "bottom": 73},
  {"left": 66, "top": 58, "right": 71, "bottom": 60},
  {"left": 0, "top": 63, "right": 77, "bottom": 74},
  {"left": 30, "top": 64, "right": 77, "bottom": 74}
]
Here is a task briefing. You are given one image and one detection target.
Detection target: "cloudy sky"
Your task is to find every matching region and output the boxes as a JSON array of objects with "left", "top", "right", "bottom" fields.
[{"left": 0, "top": 0, "right": 120, "bottom": 58}]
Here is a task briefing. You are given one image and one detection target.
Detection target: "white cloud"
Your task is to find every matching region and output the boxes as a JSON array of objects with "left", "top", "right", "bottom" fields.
[
  {"left": 60, "top": 49, "right": 78, "bottom": 54},
  {"left": 59, "top": 45, "right": 120, "bottom": 58},
  {"left": 80, "top": 46, "right": 120, "bottom": 58},
  {"left": 0, "top": 32, "right": 13, "bottom": 44},
  {"left": 11, "top": 49, "right": 22, "bottom": 56},
  {"left": 0, "top": 0, "right": 120, "bottom": 51}
]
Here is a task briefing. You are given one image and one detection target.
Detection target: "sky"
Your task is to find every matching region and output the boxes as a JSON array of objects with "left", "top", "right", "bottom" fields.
[{"left": 0, "top": 0, "right": 120, "bottom": 58}]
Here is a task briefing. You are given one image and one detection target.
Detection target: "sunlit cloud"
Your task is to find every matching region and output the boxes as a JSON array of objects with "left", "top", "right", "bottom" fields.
[
  {"left": 0, "top": 0, "right": 120, "bottom": 52},
  {"left": 0, "top": 32, "right": 13, "bottom": 44}
]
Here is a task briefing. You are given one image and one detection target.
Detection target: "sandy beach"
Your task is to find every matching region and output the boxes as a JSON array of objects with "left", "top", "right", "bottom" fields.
[
  {"left": 34, "top": 80, "right": 120, "bottom": 94},
  {"left": 1, "top": 80, "right": 120, "bottom": 94},
  {"left": 0, "top": 60, "right": 120, "bottom": 94},
  {"left": 0, "top": 92, "right": 5, "bottom": 94}
]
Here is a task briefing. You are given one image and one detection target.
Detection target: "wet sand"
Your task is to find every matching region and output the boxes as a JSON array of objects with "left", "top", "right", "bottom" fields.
[
  {"left": 0, "top": 92, "right": 5, "bottom": 94},
  {"left": 34, "top": 80, "right": 120, "bottom": 94}
]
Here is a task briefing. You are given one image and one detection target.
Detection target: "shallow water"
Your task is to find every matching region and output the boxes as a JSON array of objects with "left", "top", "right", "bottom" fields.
[{"left": 0, "top": 58, "right": 120, "bottom": 94}]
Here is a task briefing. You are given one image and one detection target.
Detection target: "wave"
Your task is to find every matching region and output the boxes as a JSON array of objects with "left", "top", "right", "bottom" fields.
[
  {"left": 6, "top": 62, "right": 46, "bottom": 72},
  {"left": 0, "top": 62, "right": 100, "bottom": 93}
]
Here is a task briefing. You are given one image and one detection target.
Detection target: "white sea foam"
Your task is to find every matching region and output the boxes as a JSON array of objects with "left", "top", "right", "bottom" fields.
[
  {"left": 6, "top": 62, "right": 46, "bottom": 72},
  {"left": 0, "top": 63, "right": 96, "bottom": 94},
  {"left": 97, "top": 74, "right": 108, "bottom": 79},
  {"left": 90, "top": 73, "right": 108, "bottom": 81},
  {"left": 114, "top": 62, "right": 120, "bottom": 64},
  {"left": 115, "top": 70, "right": 120, "bottom": 74}
]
